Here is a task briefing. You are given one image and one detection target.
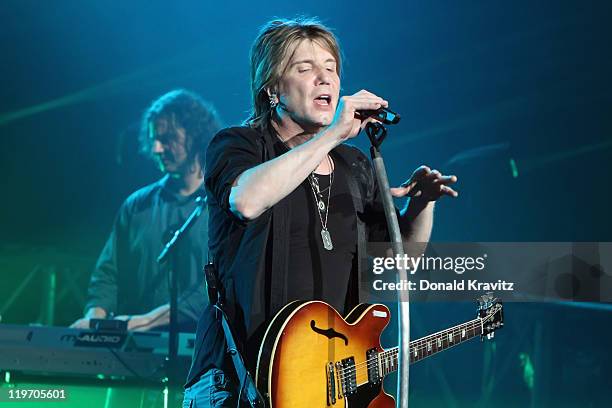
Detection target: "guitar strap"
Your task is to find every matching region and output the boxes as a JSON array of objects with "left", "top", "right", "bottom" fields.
[
  {"left": 204, "top": 261, "right": 264, "bottom": 407},
  {"left": 202, "top": 128, "right": 282, "bottom": 407}
]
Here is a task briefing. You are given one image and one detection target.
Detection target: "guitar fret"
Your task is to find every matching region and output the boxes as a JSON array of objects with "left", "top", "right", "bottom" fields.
[
  {"left": 369, "top": 318, "right": 486, "bottom": 379},
  {"left": 408, "top": 319, "right": 482, "bottom": 364}
]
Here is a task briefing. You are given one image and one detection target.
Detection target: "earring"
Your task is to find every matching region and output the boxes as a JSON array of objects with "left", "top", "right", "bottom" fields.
[{"left": 269, "top": 94, "right": 278, "bottom": 108}]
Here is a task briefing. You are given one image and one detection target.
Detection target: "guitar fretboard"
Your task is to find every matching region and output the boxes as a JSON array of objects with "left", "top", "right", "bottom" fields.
[{"left": 378, "top": 318, "right": 482, "bottom": 376}]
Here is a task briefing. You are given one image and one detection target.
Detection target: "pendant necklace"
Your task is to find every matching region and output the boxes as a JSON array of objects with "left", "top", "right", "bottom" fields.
[
  {"left": 307, "top": 154, "right": 334, "bottom": 250},
  {"left": 277, "top": 134, "right": 334, "bottom": 250}
]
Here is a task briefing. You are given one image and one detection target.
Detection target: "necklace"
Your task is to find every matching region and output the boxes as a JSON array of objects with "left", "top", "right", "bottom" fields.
[
  {"left": 307, "top": 156, "right": 334, "bottom": 250},
  {"left": 277, "top": 135, "right": 334, "bottom": 250}
]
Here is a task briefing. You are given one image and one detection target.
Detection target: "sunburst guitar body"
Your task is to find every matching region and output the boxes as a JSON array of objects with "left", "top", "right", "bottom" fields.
[{"left": 255, "top": 296, "right": 503, "bottom": 408}]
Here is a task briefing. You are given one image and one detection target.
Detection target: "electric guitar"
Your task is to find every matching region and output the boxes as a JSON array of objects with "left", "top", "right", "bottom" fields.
[{"left": 256, "top": 294, "right": 503, "bottom": 407}]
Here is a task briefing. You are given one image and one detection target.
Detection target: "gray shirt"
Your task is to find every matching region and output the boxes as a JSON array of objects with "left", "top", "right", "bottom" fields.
[{"left": 85, "top": 175, "right": 208, "bottom": 331}]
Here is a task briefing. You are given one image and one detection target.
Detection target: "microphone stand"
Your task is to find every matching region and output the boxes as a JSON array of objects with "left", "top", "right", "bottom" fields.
[
  {"left": 365, "top": 123, "right": 410, "bottom": 408},
  {"left": 157, "top": 196, "right": 205, "bottom": 401}
]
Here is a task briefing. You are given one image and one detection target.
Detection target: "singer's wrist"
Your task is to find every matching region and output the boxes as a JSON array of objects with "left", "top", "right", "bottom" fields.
[{"left": 313, "top": 127, "right": 343, "bottom": 150}]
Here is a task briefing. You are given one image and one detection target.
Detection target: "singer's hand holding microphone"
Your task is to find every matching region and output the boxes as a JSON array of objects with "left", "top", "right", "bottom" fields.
[
  {"left": 327, "top": 89, "right": 459, "bottom": 202},
  {"left": 327, "top": 89, "right": 389, "bottom": 143}
]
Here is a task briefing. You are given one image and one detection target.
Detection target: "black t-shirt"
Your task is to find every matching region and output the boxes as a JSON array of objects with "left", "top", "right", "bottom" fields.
[
  {"left": 279, "top": 139, "right": 358, "bottom": 314},
  {"left": 186, "top": 126, "right": 390, "bottom": 386}
]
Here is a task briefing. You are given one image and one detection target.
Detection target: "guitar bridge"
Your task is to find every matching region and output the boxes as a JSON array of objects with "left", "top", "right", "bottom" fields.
[{"left": 327, "top": 362, "right": 336, "bottom": 405}]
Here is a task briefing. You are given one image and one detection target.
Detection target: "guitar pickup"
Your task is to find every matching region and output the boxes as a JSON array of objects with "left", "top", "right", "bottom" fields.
[
  {"left": 337, "top": 357, "right": 357, "bottom": 396},
  {"left": 366, "top": 348, "right": 382, "bottom": 384}
]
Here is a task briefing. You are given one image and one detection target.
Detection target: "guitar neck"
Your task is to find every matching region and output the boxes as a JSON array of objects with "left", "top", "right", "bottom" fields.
[{"left": 378, "top": 317, "right": 483, "bottom": 377}]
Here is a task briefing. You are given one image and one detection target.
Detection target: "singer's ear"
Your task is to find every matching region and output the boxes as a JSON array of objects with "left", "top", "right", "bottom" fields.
[{"left": 265, "top": 87, "right": 279, "bottom": 106}]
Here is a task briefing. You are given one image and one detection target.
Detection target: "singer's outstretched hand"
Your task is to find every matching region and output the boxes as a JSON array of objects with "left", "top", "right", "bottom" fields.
[
  {"left": 390, "top": 165, "right": 459, "bottom": 201},
  {"left": 326, "top": 89, "right": 388, "bottom": 143}
]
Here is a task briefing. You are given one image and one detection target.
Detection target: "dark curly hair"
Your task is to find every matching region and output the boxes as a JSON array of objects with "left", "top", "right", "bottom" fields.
[{"left": 139, "top": 89, "right": 222, "bottom": 166}]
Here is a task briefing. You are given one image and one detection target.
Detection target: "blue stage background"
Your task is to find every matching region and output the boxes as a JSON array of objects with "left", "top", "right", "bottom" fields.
[{"left": 1, "top": 1, "right": 611, "bottom": 406}]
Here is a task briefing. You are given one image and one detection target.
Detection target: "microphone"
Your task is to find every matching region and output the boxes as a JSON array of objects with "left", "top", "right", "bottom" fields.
[{"left": 355, "top": 107, "right": 401, "bottom": 125}]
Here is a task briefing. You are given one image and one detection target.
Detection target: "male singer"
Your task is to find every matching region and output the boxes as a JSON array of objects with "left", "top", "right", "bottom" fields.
[{"left": 184, "top": 17, "right": 458, "bottom": 406}]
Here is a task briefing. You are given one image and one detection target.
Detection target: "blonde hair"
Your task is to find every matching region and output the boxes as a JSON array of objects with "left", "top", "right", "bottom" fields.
[{"left": 245, "top": 17, "right": 343, "bottom": 130}]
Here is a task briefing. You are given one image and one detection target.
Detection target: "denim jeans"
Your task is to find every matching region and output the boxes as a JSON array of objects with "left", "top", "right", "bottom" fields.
[{"left": 183, "top": 368, "right": 237, "bottom": 408}]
